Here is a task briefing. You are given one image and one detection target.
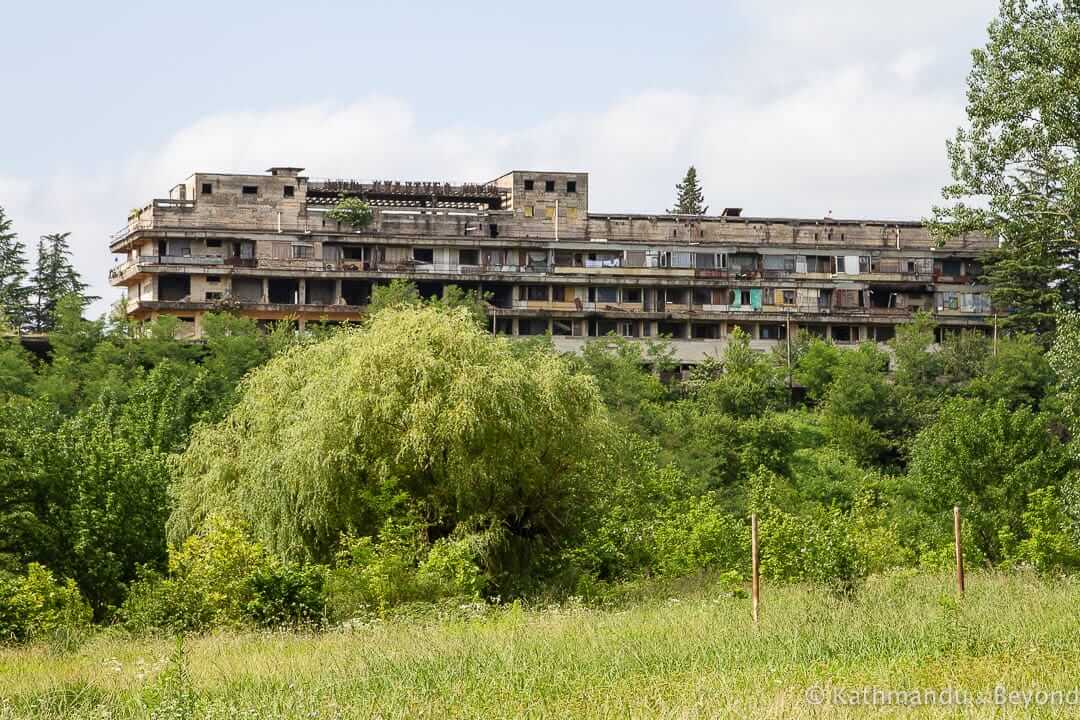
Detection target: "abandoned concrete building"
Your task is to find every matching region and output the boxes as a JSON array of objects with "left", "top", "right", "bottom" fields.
[{"left": 108, "top": 167, "right": 997, "bottom": 363}]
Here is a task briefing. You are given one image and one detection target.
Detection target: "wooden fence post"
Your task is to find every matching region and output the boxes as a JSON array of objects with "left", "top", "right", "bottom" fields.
[
  {"left": 751, "top": 513, "right": 760, "bottom": 624},
  {"left": 954, "top": 506, "right": 965, "bottom": 596}
]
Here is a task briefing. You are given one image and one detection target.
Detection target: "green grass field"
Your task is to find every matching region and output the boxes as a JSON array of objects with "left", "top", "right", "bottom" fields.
[{"left": 2, "top": 572, "right": 1079, "bottom": 719}]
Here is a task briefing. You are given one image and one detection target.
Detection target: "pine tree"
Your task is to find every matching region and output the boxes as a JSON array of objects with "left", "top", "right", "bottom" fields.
[
  {"left": 669, "top": 166, "right": 708, "bottom": 215},
  {"left": 0, "top": 206, "right": 32, "bottom": 332},
  {"left": 29, "top": 232, "right": 96, "bottom": 332}
]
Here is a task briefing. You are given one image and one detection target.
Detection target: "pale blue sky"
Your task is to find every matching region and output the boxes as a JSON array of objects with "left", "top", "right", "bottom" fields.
[{"left": 0, "top": 0, "right": 998, "bottom": 315}]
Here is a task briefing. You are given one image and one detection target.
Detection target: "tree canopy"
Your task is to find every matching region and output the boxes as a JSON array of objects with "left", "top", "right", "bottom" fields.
[
  {"left": 670, "top": 166, "right": 708, "bottom": 215},
  {"left": 169, "top": 306, "right": 610, "bottom": 565}
]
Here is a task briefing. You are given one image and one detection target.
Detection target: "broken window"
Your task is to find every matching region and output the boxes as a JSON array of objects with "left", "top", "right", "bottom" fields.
[
  {"left": 413, "top": 247, "right": 434, "bottom": 264},
  {"left": 494, "top": 317, "right": 514, "bottom": 335},
  {"left": 590, "top": 286, "right": 618, "bottom": 303},
  {"left": 524, "top": 285, "right": 549, "bottom": 302},
  {"left": 831, "top": 325, "right": 857, "bottom": 343},
  {"left": 341, "top": 279, "right": 371, "bottom": 306},
  {"left": 205, "top": 291, "right": 223, "bottom": 301},
  {"left": 566, "top": 180, "right": 577, "bottom": 193},
  {"left": 242, "top": 185, "right": 258, "bottom": 195},
  {"left": 691, "top": 322, "right": 721, "bottom": 339},
  {"left": 552, "top": 319, "right": 574, "bottom": 336},
  {"left": 622, "top": 287, "right": 642, "bottom": 304},
  {"left": 268, "top": 278, "right": 299, "bottom": 304},
  {"left": 206, "top": 239, "right": 222, "bottom": 248},
  {"left": 545, "top": 180, "right": 556, "bottom": 192},
  {"left": 459, "top": 249, "right": 480, "bottom": 266},
  {"left": 201, "top": 183, "right": 213, "bottom": 195},
  {"left": 232, "top": 278, "right": 262, "bottom": 302},
  {"left": 206, "top": 276, "right": 220, "bottom": 284},
  {"left": 759, "top": 324, "right": 787, "bottom": 340},
  {"left": 519, "top": 318, "right": 549, "bottom": 336},
  {"left": 524, "top": 179, "right": 535, "bottom": 191},
  {"left": 692, "top": 288, "right": 712, "bottom": 306},
  {"left": 159, "top": 275, "right": 190, "bottom": 301},
  {"left": 873, "top": 325, "right": 896, "bottom": 342},
  {"left": 658, "top": 321, "right": 687, "bottom": 338},
  {"left": 284, "top": 185, "right": 295, "bottom": 198}
]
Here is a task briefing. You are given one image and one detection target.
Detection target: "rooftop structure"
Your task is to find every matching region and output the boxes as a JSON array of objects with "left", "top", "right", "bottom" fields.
[{"left": 109, "top": 166, "right": 997, "bottom": 363}]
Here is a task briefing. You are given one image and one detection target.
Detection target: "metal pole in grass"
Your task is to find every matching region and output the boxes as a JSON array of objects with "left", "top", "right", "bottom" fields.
[
  {"left": 954, "top": 506, "right": 965, "bottom": 596},
  {"left": 751, "top": 513, "right": 760, "bottom": 624}
]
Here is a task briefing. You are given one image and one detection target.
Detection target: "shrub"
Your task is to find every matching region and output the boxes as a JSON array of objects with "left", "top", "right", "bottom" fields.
[
  {"left": 120, "top": 516, "right": 327, "bottom": 633},
  {"left": 759, "top": 507, "right": 866, "bottom": 594},
  {"left": 650, "top": 497, "right": 746, "bottom": 578},
  {"left": 246, "top": 564, "right": 326, "bottom": 628},
  {"left": 0, "top": 563, "right": 92, "bottom": 645}
]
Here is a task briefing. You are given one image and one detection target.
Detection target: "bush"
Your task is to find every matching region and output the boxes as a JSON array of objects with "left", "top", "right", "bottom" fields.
[
  {"left": 759, "top": 507, "right": 866, "bottom": 594},
  {"left": 0, "top": 563, "right": 92, "bottom": 645},
  {"left": 651, "top": 497, "right": 747, "bottom": 578},
  {"left": 119, "top": 516, "right": 327, "bottom": 633},
  {"left": 326, "top": 518, "right": 489, "bottom": 620},
  {"left": 246, "top": 564, "right": 326, "bottom": 627}
]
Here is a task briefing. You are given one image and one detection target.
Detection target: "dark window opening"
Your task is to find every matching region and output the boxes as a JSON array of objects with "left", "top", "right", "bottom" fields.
[
  {"left": 489, "top": 224, "right": 499, "bottom": 238},
  {"left": 201, "top": 183, "right": 213, "bottom": 195},
  {"left": 759, "top": 324, "right": 787, "bottom": 340},
  {"left": 523, "top": 179, "right": 535, "bottom": 191},
  {"left": 545, "top": 180, "right": 556, "bottom": 192},
  {"left": 494, "top": 317, "right": 514, "bottom": 335},
  {"left": 206, "top": 239, "right": 222, "bottom": 248},
  {"left": 292, "top": 245, "right": 313, "bottom": 259},
  {"left": 459, "top": 249, "right": 480, "bottom": 266},
  {"left": 566, "top": 180, "right": 577, "bottom": 193},
  {"left": 691, "top": 322, "right": 721, "bottom": 339},
  {"left": 242, "top": 185, "right": 258, "bottom": 195},
  {"left": 205, "top": 291, "right": 223, "bottom": 301},
  {"left": 342, "top": 246, "right": 365, "bottom": 260},
  {"left": 206, "top": 276, "right": 221, "bottom": 284},
  {"left": 283, "top": 185, "right": 295, "bottom": 198},
  {"left": 519, "top": 318, "right": 548, "bottom": 336},
  {"left": 306, "top": 279, "right": 336, "bottom": 305},
  {"left": 525, "top": 285, "right": 549, "bottom": 301},
  {"left": 413, "top": 247, "right": 434, "bottom": 264},
  {"left": 488, "top": 285, "right": 513, "bottom": 309},
  {"left": 658, "top": 320, "right": 687, "bottom": 339},
  {"left": 159, "top": 275, "right": 191, "bottom": 302},
  {"left": 623, "top": 288, "right": 642, "bottom": 304},
  {"left": 874, "top": 325, "right": 896, "bottom": 342},
  {"left": 552, "top": 319, "right": 574, "bottom": 336},
  {"left": 268, "top": 278, "right": 300, "bottom": 304},
  {"left": 341, "top": 279, "right": 371, "bottom": 306},
  {"left": 831, "top": 325, "right": 856, "bottom": 343},
  {"left": 177, "top": 316, "right": 195, "bottom": 323}
]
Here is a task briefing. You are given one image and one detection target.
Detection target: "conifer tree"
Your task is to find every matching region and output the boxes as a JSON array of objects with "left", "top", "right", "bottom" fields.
[
  {"left": 0, "top": 206, "right": 32, "bottom": 331},
  {"left": 29, "top": 232, "right": 96, "bottom": 332},
  {"left": 929, "top": 0, "right": 1080, "bottom": 339},
  {"left": 670, "top": 165, "right": 708, "bottom": 215}
]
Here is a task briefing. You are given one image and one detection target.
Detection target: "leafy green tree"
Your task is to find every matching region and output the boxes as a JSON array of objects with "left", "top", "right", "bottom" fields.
[
  {"left": 0, "top": 340, "right": 34, "bottom": 397},
  {"left": 907, "top": 397, "right": 1071, "bottom": 564},
  {"left": 687, "top": 328, "right": 785, "bottom": 418},
  {"left": 889, "top": 313, "right": 943, "bottom": 429},
  {"left": 793, "top": 337, "right": 843, "bottom": 403},
  {"left": 369, "top": 279, "right": 421, "bottom": 314},
  {"left": 0, "top": 207, "right": 32, "bottom": 331},
  {"left": 576, "top": 335, "right": 668, "bottom": 429},
  {"left": 966, "top": 333, "right": 1055, "bottom": 408},
  {"left": 326, "top": 197, "right": 374, "bottom": 228},
  {"left": 29, "top": 233, "right": 96, "bottom": 332},
  {"left": 169, "top": 306, "right": 610, "bottom": 586},
  {"left": 429, "top": 284, "right": 492, "bottom": 329},
  {"left": 929, "top": 0, "right": 1080, "bottom": 337},
  {"left": 669, "top": 165, "right": 708, "bottom": 215}
]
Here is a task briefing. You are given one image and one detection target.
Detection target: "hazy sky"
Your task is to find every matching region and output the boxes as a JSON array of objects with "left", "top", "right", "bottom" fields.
[{"left": 0, "top": 0, "right": 998, "bottom": 316}]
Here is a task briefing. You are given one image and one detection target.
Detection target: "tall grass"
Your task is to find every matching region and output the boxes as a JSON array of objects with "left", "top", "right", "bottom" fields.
[{"left": 1, "top": 571, "right": 1078, "bottom": 719}]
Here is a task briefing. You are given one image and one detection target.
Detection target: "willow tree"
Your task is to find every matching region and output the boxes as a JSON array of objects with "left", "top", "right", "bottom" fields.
[{"left": 168, "top": 306, "right": 609, "bottom": 565}]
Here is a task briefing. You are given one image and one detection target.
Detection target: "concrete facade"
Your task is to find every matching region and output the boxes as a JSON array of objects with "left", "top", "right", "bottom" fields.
[{"left": 108, "top": 166, "right": 998, "bottom": 363}]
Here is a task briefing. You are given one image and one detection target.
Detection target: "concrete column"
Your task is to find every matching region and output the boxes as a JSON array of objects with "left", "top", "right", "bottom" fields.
[
  {"left": 298, "top": 279, "right": 307, "bottom": 305},
  {"left": 334, "top": 279, "right": 343, "bottom": 305},
  {"left": 261, "top": 278, "right": 269, "bottom": 304},
  {"left": 685, "top": 320, "right": 692, "bottom": 340},
  {"left": 512, "top": 318, "right": 520, "bottom": 336}
]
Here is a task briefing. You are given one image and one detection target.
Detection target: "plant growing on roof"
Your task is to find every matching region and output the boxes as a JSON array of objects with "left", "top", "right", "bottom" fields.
[{"left": 327, "top": 196, "right": 374, "bottom": 229}]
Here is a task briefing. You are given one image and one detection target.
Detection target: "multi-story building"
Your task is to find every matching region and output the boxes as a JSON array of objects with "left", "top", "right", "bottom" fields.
[{"left": 109, "top": 167, "right": 996, "bottom": 363}]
